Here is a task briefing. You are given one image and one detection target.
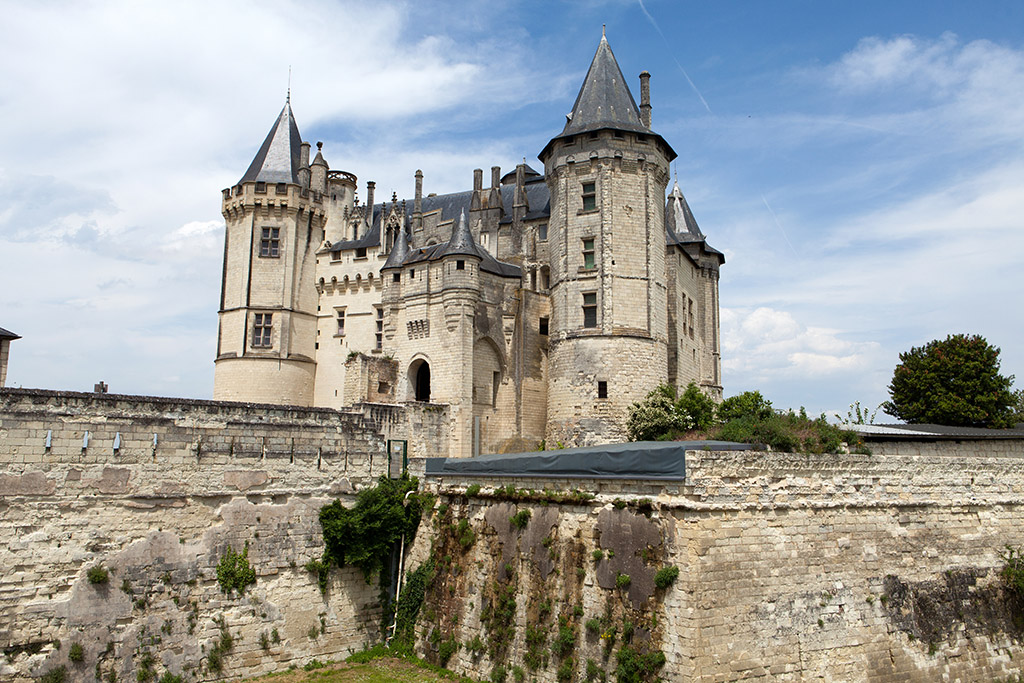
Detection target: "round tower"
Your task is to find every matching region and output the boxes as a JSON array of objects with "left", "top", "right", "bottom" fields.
[
  {"left": 213, "top": 99, "right": 326, "bottom": 406},
  {"left": 539, "top": 34, "right": 676, "bottom": 445}
]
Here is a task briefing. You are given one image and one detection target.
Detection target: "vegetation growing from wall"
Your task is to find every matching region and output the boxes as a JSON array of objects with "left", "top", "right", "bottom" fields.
[
  {"left": 216, "top": 543, "right": 256, "bottom": 594},
  {"left": 317, "top": 474, "right": 425, "bottom": 583}
]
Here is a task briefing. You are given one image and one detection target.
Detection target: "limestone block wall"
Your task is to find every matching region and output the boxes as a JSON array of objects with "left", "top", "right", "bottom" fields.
[
  {"left": 410, "top": 446, "right": 1024, "bottom": 683},
  {"left": 0, "top": 389, "right": 398, "bottom": 683}
]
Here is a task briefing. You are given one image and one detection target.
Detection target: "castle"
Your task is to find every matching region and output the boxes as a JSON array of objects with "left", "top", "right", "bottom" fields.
[{"left": 213, "top": 33, "right": 724, "bottom": 457}]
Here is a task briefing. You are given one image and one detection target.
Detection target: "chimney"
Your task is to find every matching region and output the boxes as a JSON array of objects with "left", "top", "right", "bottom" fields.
[
  {"left": 298, "top": 141, "right": 311, "bottom": 188},
  {"left": 365, "top": 181, "right": 376, "bottom": 231},
  {"left": 489, "top": 166, "right": 502, "bottom": 212},
  {"left": 639, "top": 71, "right": 651, "bottom": 128},
  {"left": 414, "top": 170, "right": 423, "bottom": 214},
  {"left": 471, "top": 168, "right": 483, "bottom": 211}
]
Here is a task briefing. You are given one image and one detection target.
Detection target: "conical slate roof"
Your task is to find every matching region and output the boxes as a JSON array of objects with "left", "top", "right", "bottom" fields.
[
  {"left": 381, "top": 227, "right": 410, "bottom": 270},
  {"left": 239, "top": 101, "right": 303, "bottom": 184},
  {"left": 562, "top": 33, "right": 649, "bottom": 138},
  {"left": 665, "top": 181, "right": 704, "bottom": 242},
  {"left": 438, "top": 210, "right": 481, "bottom": 259},
  {"left": 540, "top": 32, "right": 675, "bottom": 161}
]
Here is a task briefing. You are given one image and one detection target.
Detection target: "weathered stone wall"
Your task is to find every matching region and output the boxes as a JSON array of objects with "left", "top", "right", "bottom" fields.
[
  {"left": 0, "top": 388, "right": 392, "bottom": 682},
  {"left": 408, "top": 447, "right": 1024, "bottom": 682},
  {"left": 5, "top": 389, "right": 1024, "bottom": 682}
]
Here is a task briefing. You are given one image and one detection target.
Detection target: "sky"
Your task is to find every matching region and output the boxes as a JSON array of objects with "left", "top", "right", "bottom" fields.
[{"left": 2, "top": 0, "right": 1023, "bottom": 421}]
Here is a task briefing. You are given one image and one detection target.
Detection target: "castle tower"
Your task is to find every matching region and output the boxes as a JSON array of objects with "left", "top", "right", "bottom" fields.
[
  {"left": 214, "top": 99, "right": 326, "bottom": 406},
  {"left": 539, "top": 33, "right": 676, "bottom": 445}
]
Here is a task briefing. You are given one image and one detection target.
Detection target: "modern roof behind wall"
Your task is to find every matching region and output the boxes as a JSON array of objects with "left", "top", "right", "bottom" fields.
[{"left": 239, "top": 100, "right": 303, "bottom": 184}]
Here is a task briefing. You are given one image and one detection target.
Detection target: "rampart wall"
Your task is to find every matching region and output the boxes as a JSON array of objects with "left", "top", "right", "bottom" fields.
[{"left": 2, "top": 388, "right": 1024, "bottom": 682}]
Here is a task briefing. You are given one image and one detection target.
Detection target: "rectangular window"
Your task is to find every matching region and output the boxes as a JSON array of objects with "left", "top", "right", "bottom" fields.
[
  {"left": 539, "top": 317, "right": 549, "bottom": 336},
  {"left": 688, "top": 297, "right": 695, "bottom": 339},
  {"left": 375, "top": 307, "right": 384, "bottom": 350},
  {"left": 492, "top": 371, "right": 501, "bottom": 406},
  {"left": 538, "top": 224, "right": 548, "bottom": 241},
  {"left": 582, "top": 237, "right": 596, "bottom": 270},
  {"left": 336, "top": 310, "right": 345, "bottom": 336},
  {"left": 409, "top": 269, "right": 415, "bottom": 279},
  {"left": 583, "top": 292, "right": 597, "bottom": 328},
  {"left": 456, "top": 260, "right": 465, "bottom": 270},
  {"left": 259, "top": 228, "right": 280, "bottom": 258},
  {"left": 582, "top": 182, "right": 596, "bottom": 212},
  {"left": 393, "top": 272, "right": 401, "bottom": 282},
  {"left": 275, "top": 182, "right": 287, "bottom": 195},
  {"left": 252, "top": 313, "right": 272, "bottom": 347},
  {"left": 597, "top": 381, "right": 608, "bottom": 399},
  {"left": 355, "top": 247, "right": 367, "bottom": 259}
]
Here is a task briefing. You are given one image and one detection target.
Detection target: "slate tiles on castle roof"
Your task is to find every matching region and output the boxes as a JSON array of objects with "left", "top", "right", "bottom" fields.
[
  {"left": 239, "top": 101, "right": 303, "bottom": 185},
  {"left": 0, "top": 326, "right": 19, "bottom": 340}
]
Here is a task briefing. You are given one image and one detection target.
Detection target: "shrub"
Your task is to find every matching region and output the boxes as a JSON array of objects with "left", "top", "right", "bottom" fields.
[
  {"left": 626, "top": 382, "right": 716, "bottom": 441},
  {"left": 714, "top": 409, "right": 857, "bottom": 454},
  {"left": 614, "top": 646, "right": 665, "bottom": 683},
  {"left": 319, "top": 475, "right": 425, "bottom": 582},
  {"left": 718, "top": 390, "right": 774, "bottom": 422},
  {"left": 40, "top": 667, "right": 67, "bottom": 683},
  {"left": 438, "top": 637, "right": 459, "bottom": 667},
  {"left": 87, "top": 565, "right": 109, "bottom": 585},
  {"left": 510, "top": 509, "right": 532, "bottom": 530},
  {"left": 457, "top": 519, "right": 476, "bottom": 549},
  {"left": 467, "top": 634, "right": 485, "bottom": 654},
  {"left": 512, "top": 665, "right": 525, "bottom": 683},
  {"left": 157, "top": 674, "right": 182, "bottom": 683},
  {"left": 68, "top": 642, "right": 84, "bottom": 663},
  {"left": 551, "top": 622, "right": 575, "bottom": 657},
  {"left": 654, "top": 565, "right": 679, "bottom": 589},
  {"left": 490, "top": 665, "right": 507, "bottom": 683},
  {"left": 586, "top": 618, "right": 601, "bottom": 634},
  {"left": 216, "top": 543, "right": 256, "bottom": 594},
  {"left": 586, "top": 658, "right": 605, "bottom": 683},
  {"left": 1001, "top": 545, "right": 1024, "bottom": 597},
  {"left": 592, "top": 549, "right": 604, "bottom": 562},
  {"left": 616, "top": 573, "right": 631, "bottom": 588},
  {"left": 557, "top": 657, "right": 575, "bottom": 682},
  {"left": 466, "top": 484, "right": 481, "bottom": 497}
]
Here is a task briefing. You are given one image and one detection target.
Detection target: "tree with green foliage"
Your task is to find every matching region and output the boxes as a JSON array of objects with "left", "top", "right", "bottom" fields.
[
  {"left": 626, "top": 383, "right": 716, "bottom": 441},
  {"left": 717, "top": 390, "right": 773, "bottom": 423},
  {"left": 882, "top": 334, "right": 1016, "bottom": 428},
  {"left": 319, "top": 475, "right": 424, "bottom": 582}
]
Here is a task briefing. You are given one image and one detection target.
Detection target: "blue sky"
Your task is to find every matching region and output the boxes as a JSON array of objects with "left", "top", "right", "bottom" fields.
[{"left": 2, "top": 0, "right": 1022, "bottom": 420}]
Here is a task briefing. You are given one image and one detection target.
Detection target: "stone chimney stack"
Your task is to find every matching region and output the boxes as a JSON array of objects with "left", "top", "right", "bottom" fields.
[
  {"left": 471, "top": 168, "right": 483, "bottom": 211},
  {"left": 489, "top": 166, "right": 502, "bottom": 212},
  {"left": 639, "top": 71, "right": 652, "bottom": 128},
  {"left": 298, "top": 141, "right": 311, "bottom": 188},
  {"left": 365, "top": 181, "right": 376, "bottom": 233}
]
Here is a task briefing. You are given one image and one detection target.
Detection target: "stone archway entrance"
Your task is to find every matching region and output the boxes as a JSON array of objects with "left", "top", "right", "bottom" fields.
[{"left": 410, "top": 360, "right": 431, "bottom": 402}]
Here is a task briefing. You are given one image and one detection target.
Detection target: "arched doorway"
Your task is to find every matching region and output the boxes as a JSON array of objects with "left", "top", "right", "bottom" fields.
[{"left": 409, "top": 359, "right": 431, "bottom": 402}]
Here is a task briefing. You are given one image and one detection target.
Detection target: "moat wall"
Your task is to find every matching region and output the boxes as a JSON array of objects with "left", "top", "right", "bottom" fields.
[{"left": 2, "top": 388, "right": 1024, "bottom": 682}]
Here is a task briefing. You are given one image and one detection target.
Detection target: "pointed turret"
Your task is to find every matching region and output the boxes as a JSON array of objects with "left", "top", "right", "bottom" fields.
[
  {"left": 382, "top": 225, "right": 410, "bottom": 270},
  {"left": 665, "top": 181, "right": 704, "bottom": 242},
  {"left": 239, "top": 101, "right": 303, "bottom": 184},
  {"left": 540, "top": 31, "right": 675, "bottom": 161},
  {"left": 440, "top": 210, "right": 480, "bottom": 259}
]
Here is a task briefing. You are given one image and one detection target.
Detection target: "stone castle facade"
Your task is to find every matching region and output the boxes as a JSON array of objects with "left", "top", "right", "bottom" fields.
[{"left": 213, "top": 34, "right": 724, "bottom": 456}]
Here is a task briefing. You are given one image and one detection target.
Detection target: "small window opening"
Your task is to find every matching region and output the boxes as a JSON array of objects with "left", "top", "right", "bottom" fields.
[
  {"left": 336, "top": 310, "right": 345, "bottom": 336},
  {"left": 538, "top": 223, "right": 548, "bottom": 241},
  {"left": 355, "top": 247, "right": 367, "bottom": 258},
  {"left": 456, "top": 260, "right": 465, "bottom": 270},
  {"left": 393, "top": 272, "right": 401, "bottom": 282},
  {"left": 375, "top": 307, "right": 384, "bottom": 349},
  {"left": 492, "top": 371, "right": 500, "bottom": 406},
  {"left": 409, "top": 268, "right": 415, "bottom": 279},
  {"left": 582, "top": 182, "right": 597, "bottom": 212},
  {"left": 597, "top": 381, "right": 608, "bottom": 399},
  {"left": 583, "top": 293, "right": 597, "bottom": 328},
  {"left": 582, "top": 237, "right": 596, "bottom": 270},
  {"left": 539, "top": 317, "right": 549, "bottom": 336}
]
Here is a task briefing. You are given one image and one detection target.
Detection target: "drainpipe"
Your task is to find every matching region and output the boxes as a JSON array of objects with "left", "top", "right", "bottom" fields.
[{"left": 385, "top": 489, "right": 416, "bottom": 644}]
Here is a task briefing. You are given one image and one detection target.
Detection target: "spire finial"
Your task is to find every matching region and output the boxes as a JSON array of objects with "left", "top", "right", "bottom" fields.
[
  {"left": 602, "top": 24, "right": 606, "bottom": 40},
  {"left": 287, "top": 65, "right": 292, "bottom": 104}
]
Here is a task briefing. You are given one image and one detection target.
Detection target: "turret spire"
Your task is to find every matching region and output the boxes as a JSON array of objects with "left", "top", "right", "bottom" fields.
[{"left": 239, "top": 99, "right": 303, "bottom": 184}]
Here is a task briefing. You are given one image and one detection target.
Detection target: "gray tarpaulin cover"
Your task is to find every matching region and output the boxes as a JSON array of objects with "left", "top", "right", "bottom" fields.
[{"left": 425, "top": 440, "right": 751, "bottom": 480}]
